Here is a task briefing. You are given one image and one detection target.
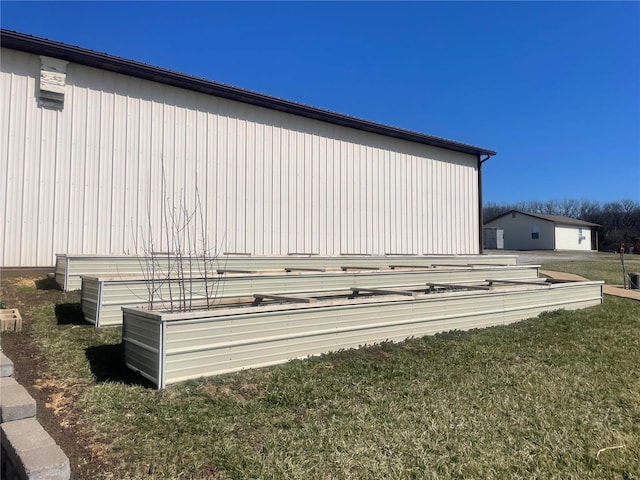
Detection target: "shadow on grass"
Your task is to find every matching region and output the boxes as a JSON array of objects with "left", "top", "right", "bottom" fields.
[
  {"left": 55, "top": 303, "right": 85, "bottom": 325},
  {"left": 85, "top": 343, "right": 156, "bottom": 388},
  {"left": 35, "top": 277, "right": 61, "bottom": 291}
]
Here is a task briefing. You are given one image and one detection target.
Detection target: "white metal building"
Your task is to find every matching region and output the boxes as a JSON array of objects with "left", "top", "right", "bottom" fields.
[
  {"left": 484, "top": 210, "right": 599, "bottom": 251},
  {"left": 1, "top": 30, "right": 496, "bottom": 268}
]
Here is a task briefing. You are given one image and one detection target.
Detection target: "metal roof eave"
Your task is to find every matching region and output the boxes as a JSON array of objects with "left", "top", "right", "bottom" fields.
[
  {"left": 1, "top": 29, "right": 496, "bottom": 157},
  {"left": 485, "top": 210, "right": 600, "bottom": 228}
]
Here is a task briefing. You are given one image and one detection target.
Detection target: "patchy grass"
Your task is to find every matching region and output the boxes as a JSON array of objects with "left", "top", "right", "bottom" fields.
[
  {"left": 79, "top": 298, "right": 640, "bottom": 479},
  {"left": 1, "top": 255, "right": 639, "bottom": 479}
]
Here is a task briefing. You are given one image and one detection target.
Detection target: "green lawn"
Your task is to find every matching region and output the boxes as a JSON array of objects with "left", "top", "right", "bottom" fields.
[
  {"left": 1, "top": 255, "right": 639, "bottom": 479},
  {"left": 536, "top": 251, "right": 640, "bottom": 286}
]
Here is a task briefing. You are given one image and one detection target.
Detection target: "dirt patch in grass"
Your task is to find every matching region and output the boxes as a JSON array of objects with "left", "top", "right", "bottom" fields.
[
  {"left": 1, "top": 334, "right": 106, "bottom": 477},
  {"left": 1, "top": 276, "right": 107, "bottom": 479},
  {"left": 13, "top": 277, "right": 36, "bottom": 289}
]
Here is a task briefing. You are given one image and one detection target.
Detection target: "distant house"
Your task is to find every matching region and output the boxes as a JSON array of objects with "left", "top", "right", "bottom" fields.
[{"left": 484, "top": 210, "right": 599, "bottom": 251}]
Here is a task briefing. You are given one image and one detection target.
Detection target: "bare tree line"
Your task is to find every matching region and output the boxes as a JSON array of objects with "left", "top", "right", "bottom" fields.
[{"left": 484, "top": 199, "right": 640, "bottom": 252}]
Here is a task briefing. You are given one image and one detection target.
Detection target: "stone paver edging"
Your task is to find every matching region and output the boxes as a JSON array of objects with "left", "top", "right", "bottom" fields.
[
  {"left": 0, "top": 378, "right": 36, "bottom": 423},
  {"left": 2, "top": 418, "right": 70, "bottom": 480},
  {"left": 0, "top": 349, "right": 70, "bottom": 480}
]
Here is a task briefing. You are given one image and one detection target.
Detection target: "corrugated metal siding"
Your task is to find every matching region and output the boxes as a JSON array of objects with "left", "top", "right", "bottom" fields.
[
  {"left": 122, "top": 281, "right": 602, "bottom": 387},
  {"left": 2, "top": 48, "right": 480, "bottom": 267},
  {"left": 83, "top": 265, "right": 540, "bottom": 326}
]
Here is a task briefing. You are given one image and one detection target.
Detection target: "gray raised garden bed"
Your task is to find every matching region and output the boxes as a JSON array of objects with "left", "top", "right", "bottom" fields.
[
  {"left": 122, "top": 279, "right": 603, "bottom": 388},
  {"left": 83, "top": 264, "right": 540, "bottom": 327},
  {"left": 56, "top": 253, "right": 519, "bottom": 291}
]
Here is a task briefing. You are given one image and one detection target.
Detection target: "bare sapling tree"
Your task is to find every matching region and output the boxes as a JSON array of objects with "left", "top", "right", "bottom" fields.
[
  {"left": 133, "top": 158, "right": 223, "bottom": 312},
  {"left": 195, "top": 190, "right": 224, "bottom": 308}
]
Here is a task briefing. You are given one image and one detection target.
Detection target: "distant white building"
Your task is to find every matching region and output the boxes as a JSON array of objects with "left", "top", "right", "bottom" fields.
[{"left": 484, "top": 210, "right": 599, "bottom": 251}]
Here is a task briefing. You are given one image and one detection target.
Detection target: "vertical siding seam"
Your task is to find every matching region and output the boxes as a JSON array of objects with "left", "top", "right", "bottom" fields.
[
  {"left": 127, "top": 91, "right": 136, "bottom": 254},
  {"left": 268, "top": 119, "right": 274, "bottom": 254},
  {"left": 100, "top": 87, "right": 108, "bottom": 255},
  {"left": 121, "top": 94, "right": 130, "bottom": 253},
  {"left": 128, "top": 92, "right": 137, "bottom": 254},
  {"left": 230, "top": 114, "right": 237, "bottom": 251},
  {"left": 80, "top": 87, "right": 89, "bottom": 253},
  {"left": 149, "top": 100, "right": 156, "bottom": 253},
  {"left": 65, "top": 85, "right": 75, "bottom": 256},
  {"left": 1, "top": 72, "right": 10, "bottom": 264},
  {"left": 242, "top": 115, "right": 249, "bottom": 252},
  {"left": 256, "top": 118, "right": 262, "bottom": 254},
  {"left": 18, "top": 73, "right": 29, "bottom": 263},
  {"left": 2, "top": 72, "right": 15, "bottom": 264},
  {"left": 109, "top": 91, "right": 117, "bottom": 254},
  {"left": 92, "top": 88, "right": 101, "bottom": 253},
  {"left": 36, "top": 105, "right": 46, "bottom": 264},
  {"left": 384, "top": 150, "right": 390, "bottom": 254},
  {"left": 365, "top": 144, "right": 371, "bottom": 253},
  {"left": 205, "top": 110, "right": 210, "bottom": 252},
  {"left": 50, "top": 107, "right": 60, "bottom": 264},
  {"left": 135, "top": 95, "right": 144, "bottom": 254},
  {"left": 203, "top": 110, "right": 209, "bottom": 254}
]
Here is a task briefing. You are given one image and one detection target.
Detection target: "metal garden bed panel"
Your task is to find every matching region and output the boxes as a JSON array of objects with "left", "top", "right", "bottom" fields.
[
  {"left": 121, "top": 313, "right": 163, "bottom": 386},
  {"left": 82, "top": 265, "right": 540, "bottom": 327},
  {"left": 57, "top": 254, "right": 519, "bottom": 291},
  {"left": 121, "top": 280, "right": 603, "bottom": 388}
]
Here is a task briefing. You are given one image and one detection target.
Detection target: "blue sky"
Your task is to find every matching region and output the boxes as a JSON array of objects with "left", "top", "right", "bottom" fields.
[{"left": 2, "top": 1, "right": 639, "bottom": 204}]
